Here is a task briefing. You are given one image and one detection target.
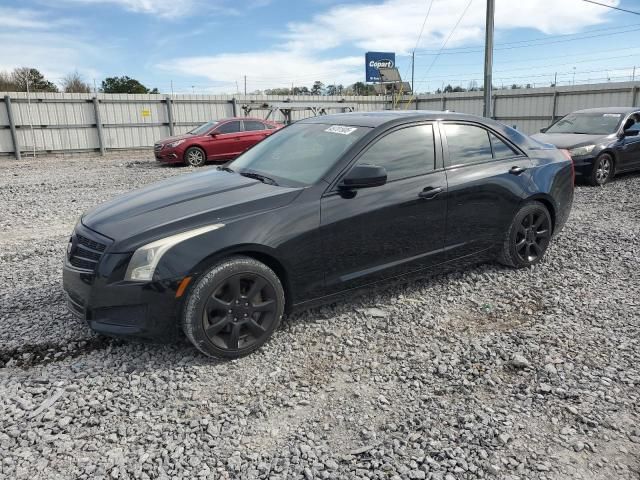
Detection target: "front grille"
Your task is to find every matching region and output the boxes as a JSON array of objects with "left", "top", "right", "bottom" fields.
[
  {"left": 154, "top": 143, "right": 164, "bottom": 152},
  {"left": 68, "top": 232, "right": 107, "bottom": 273}
]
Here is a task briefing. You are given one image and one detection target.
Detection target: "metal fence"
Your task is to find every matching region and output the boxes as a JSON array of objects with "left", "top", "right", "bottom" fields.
[{"left": 1, "top": 81, "right": 639, "bottom": 159}]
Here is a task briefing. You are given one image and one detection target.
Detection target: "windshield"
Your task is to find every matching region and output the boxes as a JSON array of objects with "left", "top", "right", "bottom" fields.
[
  {"left": 229, "top": 123, "right": 371, "bottom": 186},
  {"left": 546, "top": 113, "right": 622, "bottom": 135},
  {"left": 189, "top": 121, "right": 219, "bottom": 135}
]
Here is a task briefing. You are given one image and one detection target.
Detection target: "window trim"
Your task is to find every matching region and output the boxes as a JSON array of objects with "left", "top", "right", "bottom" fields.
[
  {"left": 440, "top": 120, "right": 526, "bottom": 169},
  {"left": 327, "top": 121, "right": 441, "bottom": 193}
]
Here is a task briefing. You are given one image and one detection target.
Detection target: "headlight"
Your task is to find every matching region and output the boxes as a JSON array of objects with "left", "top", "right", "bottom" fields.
[
  {"left": 124, "top": 224, "right": 224, "bottom": 281},
  {"left": 568, "top": 144, "right": 596, "bottom": 157},
  {"left": 167, "top": 139, "right": 186, "bottom": 148}
]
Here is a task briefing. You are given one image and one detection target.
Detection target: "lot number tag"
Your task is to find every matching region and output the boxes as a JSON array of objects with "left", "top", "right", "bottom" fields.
[{"left": 325, "top": 125, "right": 357, "bottom": 135}]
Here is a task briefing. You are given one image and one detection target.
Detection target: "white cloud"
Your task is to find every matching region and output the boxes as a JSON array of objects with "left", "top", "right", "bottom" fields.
[
  {"left": 284, "top": 0, "right": 619, "bottom": 54},
  {"left": 158, "top": 52, "right": 363, "bottom": 91},
  {"left": 162, "top": 0, "right": 619, "bottom": 90},
  {"left": 58, "top": 0, "right": 265, "bottom": 18}
]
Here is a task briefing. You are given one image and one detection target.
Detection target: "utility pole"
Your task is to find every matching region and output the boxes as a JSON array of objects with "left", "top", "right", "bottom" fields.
[
  {"left": 554, "top": 72, "right": 557, "bottom": 87},
  {"left": 411, "top": 51, "right": 415, "bottom": 95},
  {"left": 632, "top": 66, "right": 636, "bottom": 81},
  {"left": 482, "top": 0, "right": 495, "bottom": 118},
  {"left": 244, "top": 75, "right": 247, "bottom": 95}
]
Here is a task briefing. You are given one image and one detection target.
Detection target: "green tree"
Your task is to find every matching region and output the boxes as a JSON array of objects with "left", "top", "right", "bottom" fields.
[
  {"left": 11, "top": 67, "right": 58, "bottom": 92},
  {"left": 310, "top": 81, "right": 324, "bottom": 95},
  {"left": 326, "top": 84, "right": 337, "bottom": 96},
  {"left": 101, "top": 76, "right": 157, "bottom": 94}
]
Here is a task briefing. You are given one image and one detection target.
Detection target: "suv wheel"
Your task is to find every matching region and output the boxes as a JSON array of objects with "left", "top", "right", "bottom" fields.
[
  {"left": 182, "top": 256, "right": 285, "bottom": 359},
  {"left": 185, "top": 147, "right": 206, "bottom": 167},
  {"left": 498, "top": 202, "right": 552, "bottom": 268},
  {"left": 589, "top": 153, "right": 614, "bottom": 186}
]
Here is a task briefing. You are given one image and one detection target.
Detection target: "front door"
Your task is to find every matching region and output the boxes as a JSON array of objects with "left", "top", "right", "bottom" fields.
[
  {"left": 320, "top": 123, "right": 448, "bottom": 294},
  {"left": 618, "top": 116, "right": 640, "bottom": 171},
  {"left": 206, "top": 120, "right": 242, "bottom": 160}
]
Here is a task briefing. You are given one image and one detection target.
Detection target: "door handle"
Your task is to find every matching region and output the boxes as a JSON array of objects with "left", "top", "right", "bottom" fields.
[
  {"left": 509, "top": 166, "right": 527, "bottom": 175},
  {"left": 418, "top": 186, "right": 443, "bottom": 199}
]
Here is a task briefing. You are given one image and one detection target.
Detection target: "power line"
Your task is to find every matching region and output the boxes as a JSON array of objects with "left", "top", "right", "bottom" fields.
[
  {"left": 414, "top": 24, "right": 640, "bottom": 55},
  {"left": 582, "top": 0, "right": 640, "bottom": 15},
  {"left": 420, "top": 0, "right": 474, "bottom": 81}
]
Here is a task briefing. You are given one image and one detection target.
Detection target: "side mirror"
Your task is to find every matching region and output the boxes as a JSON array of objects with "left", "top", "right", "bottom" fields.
[
  {"left": 210, "top": 132, "right": 219, "bottom": 137},
  {"left": 339, "top": 164, "right": 387, "bottom": 190},
  {"left": 539, "top": 127, "right": 548, "bottom": 133},
  {"left": 623, "top": 128, "right": 639, "bottom": 137}
]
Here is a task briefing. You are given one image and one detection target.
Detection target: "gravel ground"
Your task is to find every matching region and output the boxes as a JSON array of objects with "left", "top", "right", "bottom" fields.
[{"left": 0, "top": 152, "right": 639, "bottom": 480}]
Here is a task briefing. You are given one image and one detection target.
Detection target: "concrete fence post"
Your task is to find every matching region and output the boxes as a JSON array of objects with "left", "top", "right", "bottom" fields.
[
  {"left": 551, "top": 90, "right": 558, "bottom": 124},
  {"left": 4, "top": 95, "right": 21, "bottom": 160},
  {"left": 92, "top": 97, "right": 106, "bottom": 156},
  {"left": 165, "top": 97, "right": 175, "bottom": 136},
  {"left": 631, "top": 86, "right": 638, "bottom": 107},
  {"left": 492, "top": 93, "right": 498, "bottom": 120},
  {"left": 441, "top": 94, "right": 446, "bottom": 111},
  {"left": 231, "top": 97, "right": 238, "bottom": 117}
]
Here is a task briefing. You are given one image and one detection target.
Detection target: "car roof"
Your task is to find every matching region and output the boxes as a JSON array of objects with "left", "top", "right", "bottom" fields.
[
  {"left": 299, "top": 110, "right": 489, "bottom": 128},
  {"left": 219, "top": 117, "right": 273, "bottom": 122},
  {"left": 573, "top": 107, "right": 639, "bottom": 114}
]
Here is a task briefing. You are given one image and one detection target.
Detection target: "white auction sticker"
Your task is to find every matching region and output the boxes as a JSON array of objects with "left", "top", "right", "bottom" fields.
[
  {"left": 325, "top": 125, "right": 358, "bottom": 135},
  {"left": 603, "top": 114, "right": 621, "bottom": 117}
]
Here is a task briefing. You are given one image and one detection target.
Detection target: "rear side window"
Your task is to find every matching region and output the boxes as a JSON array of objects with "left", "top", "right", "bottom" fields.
[
  {"left": 355, "top": 125, "right": 435, "bottom": 181},
  {"left": 244, "top": 120, "right": 266, "bottom": 131},
  {"left": 490, "top": 132, "right": 519, "bottom": 159},
  {"left": 216, "top": 121, "right": 241, "bottom": 134},
  {"left": 444, "top": 124, "right": 492, "bottom": 166}
]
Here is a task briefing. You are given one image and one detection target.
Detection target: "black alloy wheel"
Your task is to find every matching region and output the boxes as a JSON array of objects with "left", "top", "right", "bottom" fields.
[
  {"left": 183, "top": 257, "right": 285, "bottom": 358},
  {"left": 589, "top": 153, "right": 614, "bottom": 186},
  {"left": 185, "top": 147, "right": 206, "bottom": 167},
  {"left": 499, "top": 202, "right": 552, "bottom": 268},
  {"left": 514, "top": 210, "right": 551, "bottom": 264}
]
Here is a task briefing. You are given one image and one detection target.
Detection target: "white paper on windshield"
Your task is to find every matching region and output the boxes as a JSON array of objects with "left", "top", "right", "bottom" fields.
[
  {"left": 325, "top": 125, "right": 358, "bottom": 135},
  {"left": 603, "top": 114, "right": 621, "bottom": 117}
]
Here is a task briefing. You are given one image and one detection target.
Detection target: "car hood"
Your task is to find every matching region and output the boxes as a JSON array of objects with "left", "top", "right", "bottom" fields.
[
  {"left": 156, "top": 133, "right": 195, "bottom": 145},
  {"left": 530, "top": 132, "right": 610, "bottom": 149},
  {"left": 82, "top": 169, "right": 302, "bottom": 251}
]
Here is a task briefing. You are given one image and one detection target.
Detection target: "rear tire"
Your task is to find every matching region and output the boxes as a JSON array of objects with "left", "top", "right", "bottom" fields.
[
  {"left": 588, "top": 152, "right": 614, "bottom": 186},
  {"left": 184, "top": 147, "right": 206, "bottom": 167},
  {"left": 498, "top": 202, "right": 552, "bottom": 269},
  {"left": 182, "top": 256, "right": 285, "bottom": 359}
]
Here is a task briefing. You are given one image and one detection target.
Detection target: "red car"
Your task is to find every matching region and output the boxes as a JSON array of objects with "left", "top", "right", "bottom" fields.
[{"left": 154, "top": 117, "right": 282, "bottom": 166}]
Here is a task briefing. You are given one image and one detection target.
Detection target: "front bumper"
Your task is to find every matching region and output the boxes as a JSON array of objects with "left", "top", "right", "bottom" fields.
[
  {"left": 154, "top": 146, "right": 182, "bottom": 163},
  {"left": 62, "top": 226, "right": 184, "bottom": 342},
  {"left": 570, "top": 155, "right": 596, "bottom": 177}
]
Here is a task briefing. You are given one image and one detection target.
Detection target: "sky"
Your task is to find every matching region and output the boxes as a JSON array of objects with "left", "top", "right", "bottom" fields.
[{"left": 0, "top": 0, "right": 638, "bottom": 94}]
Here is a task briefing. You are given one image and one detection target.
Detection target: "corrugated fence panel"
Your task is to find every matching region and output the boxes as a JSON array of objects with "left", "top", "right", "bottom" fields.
[{"left": 1, "top": 82, "right": 639, "bottom": 156}]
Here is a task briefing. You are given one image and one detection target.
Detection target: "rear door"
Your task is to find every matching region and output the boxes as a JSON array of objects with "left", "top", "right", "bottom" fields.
[
  {"left": 441, "top": 122, "right": 533, "bottom": 259},
  {"left": 240, "top": 120, "right": 270, "bottom": 151},
  {"left": 206, "top": 120, "right": 242, "bottom": 159},
  {"left": 320, "top": 123, "right": 448, "bottom": 293}
]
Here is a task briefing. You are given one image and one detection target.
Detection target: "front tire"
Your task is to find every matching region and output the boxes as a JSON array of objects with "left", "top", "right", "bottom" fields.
[
  {"left": 182, "top": 256, "right": 285, "bottom": 359},
  {"left": 588, "top": 153, "right": 614, "bottom": 186},
  {"left": 184, "top": 147, "right": 206, "bottom": 167},
  {"left": 498, "top": 202, "right": 552, "bottom": 268}
]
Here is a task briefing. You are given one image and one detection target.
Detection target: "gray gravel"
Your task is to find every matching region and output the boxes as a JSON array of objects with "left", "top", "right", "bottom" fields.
[{"left": 1, "top": 152, "right": 639, "bottom": 479}]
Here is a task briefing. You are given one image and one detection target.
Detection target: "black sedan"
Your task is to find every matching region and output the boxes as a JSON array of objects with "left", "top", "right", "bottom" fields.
[
  {"left": 532, "top": 107, "right": 640, "bottom": 185},
  {"left": 63, "top": 111, "right": 574, "bottom": 358}
]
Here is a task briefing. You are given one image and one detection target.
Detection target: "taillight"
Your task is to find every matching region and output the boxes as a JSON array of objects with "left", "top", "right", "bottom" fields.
[{"left": 559, "top": 149, "right": 575, "bottom": 184}]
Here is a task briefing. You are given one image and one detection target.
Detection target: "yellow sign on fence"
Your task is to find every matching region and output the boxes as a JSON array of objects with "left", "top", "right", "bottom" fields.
[{"left": 141, "top": 109, "right": 151, "bottom": 117}]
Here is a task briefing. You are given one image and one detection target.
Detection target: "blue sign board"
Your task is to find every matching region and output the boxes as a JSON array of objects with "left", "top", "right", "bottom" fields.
[{"left": 365, "top": 52, "right": 396, "bottom": 83}]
